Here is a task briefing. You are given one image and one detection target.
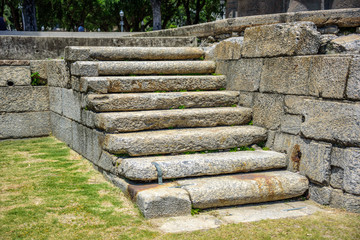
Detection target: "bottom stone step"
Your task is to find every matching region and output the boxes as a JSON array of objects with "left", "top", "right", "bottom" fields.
[{"left": 106, "top": 170, "right": 308, "bottom": 218}]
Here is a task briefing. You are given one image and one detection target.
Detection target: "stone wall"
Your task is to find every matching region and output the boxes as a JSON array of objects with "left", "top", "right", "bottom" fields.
[{"left": 215, "top": 21, "right": 360, "bottom": 212}]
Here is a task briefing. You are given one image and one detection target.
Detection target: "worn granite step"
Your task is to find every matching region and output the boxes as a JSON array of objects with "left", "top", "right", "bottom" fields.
[
  {"left": 120, "top": 170, "right": 308, "bottom": 218},
  {"left": 103, "top": 125, "right": 267, "bottom": 156},
  {"left": 79, "top": 75, "right": 226, "bottom": 93},
  {"left": 71, "top": 61, "right": 216, "bottom": 76},
  {"left": 95, "top": 107, "right": 252, "bottom": 133},
  {"left": 118, "top": 150, "right": 286, "bottom": 181},
  {"left": 86, "top": 91, "right": 239, "bottom": 112},
  {"left": 65, "top": 46, "right": 205, "bottom": 61}
]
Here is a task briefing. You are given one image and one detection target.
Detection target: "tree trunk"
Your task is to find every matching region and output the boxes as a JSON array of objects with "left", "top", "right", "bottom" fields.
[
  {"left": 150, "top": 0, "right": 161, "bottom": 30},
  {"left": 5, "top": 0, "right": 22, "bottom": 30},
  {"left": 1, "top": 0, "right": 5, "bottom": 16},
  {"left": 22, "top": 0, "right": 37, "bottom": 31}
]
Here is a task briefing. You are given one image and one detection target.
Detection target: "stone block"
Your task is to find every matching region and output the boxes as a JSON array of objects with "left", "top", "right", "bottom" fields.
[
  {"left": 343, "top": 148, "right": 360, "bottom": 195},
  {"left": 226, "top": 59, "right": 263, "bottom": 92},
  {"left": 71, "top": 76, "right": 81, "bottom": 92},
  {"left": 284, "top": 95, "right": 314, "bottom": 115},
  {"left": 0, "top": 86, "right": 49, "bottom": 113},
  {"left": 331, "top": 147, "right": 346, "bottom": 169},
  {"left": 309, "top": 56, "right": 351, "bottom": 99},
  {"left": 50, "top": 112, "right": 72, "bottom": 146},
  {"left": 0, "top": 66, "right": 31, "bottom": 87},
  {"left": 30, "top": 60, "right": 48, "bottom": 80},
  {"left": 214, "top": 37, "right": 243, "bottom": 60},
  {"left": 49, "top": 87, "right": 62, "bottom": 114},
  {"left": 330, "top": 167, "right": 344, "bottom": 189},
  {"left": 260, "top": 56, "right": 311, "bottom": 95},
  {"left": 299, "top": 141, "right": 332, "bottom": 185},
  {"left": 242, "top": 22, "right": 320, "bottom": 58},
  {"left": 346, "top": 56, "right": 360, "bottom": 100},
  {"left": 136, "top": 185, "right": 191, "bottom": 218},
  {"left": 273, "top": 132, "right": 296, "bottom": 154},
  {"left": 0, "top": 112, "right": 50, "bottom": 139},
  {"left": 330, "top": 189, "right": 360, "bottom": 213},
  {"left": 319, "top": 34, "right": 337, "bottom": 54},
  {"left": 326, "top": 34, "right": 360, "bottom": 54},
  {"left": 253, "top": 93, "right": 284, "bottom": 130},
  {"left": 239, "top": 91, "right": 255, "bottom": 108},
  {"left": 96, "top": 151, "right": 118, "bottom": 174},
  {"left": 301, "top": 99, "right": 360, "bottom": 146},
  {"left": 47, "top": 60, "right": 70, "bottom": 88},
  {"left": 81, "top": 109, "right": 96, "bottom": 128},
  {"left": 309, "top": 183, "right": 332, "bottom": 205},
  {"left": 281, "top": 114, "right": 302, "bottom": 135},
  {"left": 62, "top": 89, "right": 82, "bottom": 122}
]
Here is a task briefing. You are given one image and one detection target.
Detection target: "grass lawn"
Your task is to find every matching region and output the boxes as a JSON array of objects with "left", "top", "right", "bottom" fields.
[{"left": 0, "top": 137, "right": 359, "bottom": 240}]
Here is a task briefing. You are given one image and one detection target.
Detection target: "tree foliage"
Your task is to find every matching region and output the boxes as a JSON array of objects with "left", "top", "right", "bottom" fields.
[{"left": 3, "top": 0, "right": 224, "bottom": 31}]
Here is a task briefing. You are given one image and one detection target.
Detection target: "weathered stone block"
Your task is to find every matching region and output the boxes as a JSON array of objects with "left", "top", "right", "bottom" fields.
[
  {"left": 253, "top": 93, "right": 284, "bottom": 130},
  {"left": 214, "top": 37, "right": 243, "bottom": 60},
  {"left": 242, "top": 22, "right": 320, "bottom": 57},
  {"left": 50, "top": 112, "right": 72, "bottom": 146},
  {"left": 343, "top": 148, "right": 360, "bottom": 195},
  {"left": 0, "top": 112, "right": 50, "bottom": 139},
  {"left": 309, "top": 56, "right": 351, "bottom": 99},
  {"left": 0, "top": 66, "right": 31, "bottom": 87},
  {"left": 81, "top": 109, "right": 96, "bottom": 128},
  {"left": 30, "top": 60, "right": 47, "bottom": 80},
  {"left": 284, "top": 95, "right": 314, "bottom": 115},
  {"left": 309, "top": 183, "right": 332, "bottom": 205},
  {"left": 299, "top": 141, "right": 332, "bottom": 185},
  {"left": 96, "top": 151, "right": 117, "bottom": 174},
  {"left": 260, "top": 56, "right": 311, "bottom": 95},
  {"left": 49, "top": 87, "right": 62, "bottom": 114},
  {"left": 301, "top": 100, "right": 360, "bottom": 146},
  {"left": 47, "top": 60, "right": 70, "bottom": 88},
  {"left": 330, "top": 189, "right": 360, "bottom": 213},
  {"left": 331, "top": 147, "right": 346, "bottom": 169},
  {"left": 239, "top": 91, "right": 255, "bottom": 108},
  {"left": 281, "top": 114, "right": 302, "bottom": 135},
  {"left": 0, "top": 86, "right": 49, "bottom": 113},
  {"left": 326, "top": 34, "right": 360, "bottom": 54},
  {"left": 346, "top": 56, "right": 360, "bottom": 100},
  {"left": 273, "top": 132, "right": 296, "bottom": 154},
  {"left": 330, "top": 167, "right": 344, "bottom": 189},
  {"left": 62, "top": 89, "right": 82, "bottom": 122},
  {"left": 225, "top": 59, "right": 263, "bottom": 91}
]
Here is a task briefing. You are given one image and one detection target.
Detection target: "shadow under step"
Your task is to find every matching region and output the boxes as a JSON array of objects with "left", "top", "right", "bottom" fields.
[
  {"left": 118, "top": 150, "right": 286, "bottom": 181},
  {"left": 103, "top": 125, "right": 267, "bottom": 156},
  {"left": 71, "top": 61, "right": 215, "bottom": 77},
  {"left": 86, "top": 91, "right": 239, "bottom": 112},
  {"left": 95, "top": 107, "right": 252, "bottom": 133},
  {"left": 65, "top": 46, "right": 205, "bottom": 61},
  {"left": 79, "top": 75, "right": 226, "bottom": 93}
]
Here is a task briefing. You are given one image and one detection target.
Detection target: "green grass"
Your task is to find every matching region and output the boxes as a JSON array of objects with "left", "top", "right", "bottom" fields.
[{"left": 1, "top": 137, "right": 359, "bottom": 240}]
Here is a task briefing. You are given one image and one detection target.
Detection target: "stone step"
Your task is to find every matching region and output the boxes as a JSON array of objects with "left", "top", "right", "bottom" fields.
[
  {"left": 95, "top": 107, "right": 252, "bottom": 133},
  {"left": 71, "top": 61, "right": 216, "bottom": 76},
  {"left": 79, "top": 75, "right": 226, "bottom": 93},
  {"left": 86, "top": 91, "right": 239, "bottom": 112},
  {"left": 103, "top": 125, "right": 267, "bottom": 156},
  {"left": 127, "top": 170, "right": 308, "bottom": 218},
  {"left": 118, "top": 150, "right": 286, "bottom": 181},
  {"left": 65, "top": 46, "right": 204, "bottom": 61}
]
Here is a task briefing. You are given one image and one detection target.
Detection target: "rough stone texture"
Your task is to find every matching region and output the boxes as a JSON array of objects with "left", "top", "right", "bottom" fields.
[
  {"left": 301, "top": 99, "right": 360, "bottom": 146},
  {"left": 343, "top": 148, "right": 360, "bottom": 195},
  {"left": 65, "top": 46, "right": 204, "bottom": 61},
  {"left": 81, "top": 109, "right": 96, "bottom": 128},
  {"left": 0, "top": 86, "right": 49, "bottom": 113},
  {"left": 309, "top": 56, "right": 351, "bottom": 99},
  {"left": 30, "top": 60, "right": 47, "bottom": 80},
  {"left": 260, "top": 56, "right": 311, "bottom": 95},
  {"left": 118, "top": 151, "right": 286, "bottom": 181},
  {"left": 0, "top": 60, "right": 30, "bottom": 66},
  {"left": 214, "top": 37, "right": 243, "bottom": 60},
  {"left": 330, "top": 167, "right": 344, "bottom": 189},
  {"left": 281, "top": 114, "right": 302, "bottom": 135},
  {"left": 330, "top": 189, "right": 360, "bottom": 213},
  {"left": 87, "top": 91, "right": 239, "bottom": 112},
  {"left": 95, "top": 107, "right": 252, "bottom": 133},
  {"left": 331, "top": 147, "right": 346, "bottom": 169},
  {"left": 62, "top": 89, "right": 82, "bottom": 122},
  {"left": 253, "top": 93, "right": 284, "bottom": 130},
  {"left": 96, "top": 151, "right": 118, "bottom": 174},
  {"left": 242, "top": 22, "right": 320, "bottom": 58},
  {"left": 309, "top": 183, "right": 332, "bottom": 205},
  {"left": 80, "top": 75, "right": 226, "bottom": 93},
  {"left": 299, "top": 141, "right": 332, "bottom": 185},
  {"left": 331, "top": 0, "right": 360, "bottom": 9},
  {"left": 103, "top": 126, "right": 267, "bottom": 156},
  {"left": 287, "top": 0, "right": 322, "bottom": 12},
  {"left": 326, "top": 34, "right": 360, "bottom": 54},
  {"left": 284, "top": 95, "right": 314, "bottom": 115},
  {"left": 47, "top": 60, "right": 71, "bottom": 88},
  {"left": 71, "top": 62, "right": 98, "bottom": 77},
  {"left": 136, "top": 185, "right": 191, "bottom": 218},
  {"left": 0, "top": 66, "right": 31, "bottom": 87},
  {"left": 50, "top": 112, "right": 73, "bottom": 146},
  {"left": 318, "top": 26, "right": 339, "bottom": 35},
  {"left": 346, "top": 56, "right": 360, "bottom": 100},
  {"left": 177, "top": 171, "right": 308, "bottom": 209},
  {"left": 0, "top": 112, "right": 51, "bottom": 139},
  {"left": 239, "top": 91, "right": 255, "bottom": 108},
  {"left": 319, "top": 34, "right": 338, "bottom": 54},
  {"left": 49, "top": 87, "right": 62, "bottom": 114}
]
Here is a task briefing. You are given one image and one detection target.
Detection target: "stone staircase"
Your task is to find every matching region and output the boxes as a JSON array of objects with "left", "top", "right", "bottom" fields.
[{"left": 66, "top": 46, "right": 309, "bottom": 218}]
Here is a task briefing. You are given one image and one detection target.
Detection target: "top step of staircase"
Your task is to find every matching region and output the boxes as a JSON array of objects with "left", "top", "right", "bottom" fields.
[{"left": 65, "top": 47, "right": 205, "bottom": 61}]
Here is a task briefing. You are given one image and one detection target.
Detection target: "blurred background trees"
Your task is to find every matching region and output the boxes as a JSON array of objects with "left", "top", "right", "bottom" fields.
[{"left": 1, "top": 0, "right": 224, "bottom": 31}]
